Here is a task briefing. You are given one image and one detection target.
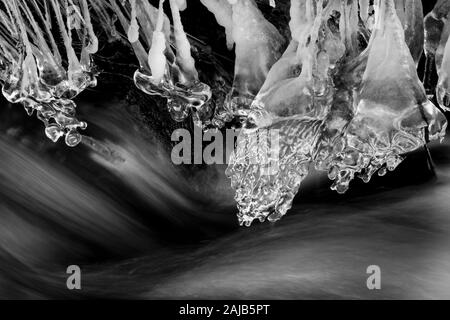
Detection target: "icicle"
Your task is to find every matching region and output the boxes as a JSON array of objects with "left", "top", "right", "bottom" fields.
[
  {"left": 437, "top": 32, "right": 450, "bottom": 111},
  {"left": 328, "top": 0, "right": 447, "bottom": 193},
  {"left": 226, "top": 0, "right": 447, "bottom": 224},
  {"left": 147, "top": 0, "right": 167, "bottom": 83},
  {"left": 359, "top": 0, "right": 370, "bottom": 22},
  {"left": 89, "top": 0, "right": 122, "bottom": 41},
  {"left": 103, "top": 0, "right": 212, "bottom": 125},
  {"left": 313, "top": 0, "right": 370, "bottom": 173},
  {"left": 394, "top": 0, "right": 424, "bottom": 64},
  {"left": 128, "top": 0, "right": 140, "bottom": 43},
  {"left": 169, "top": 0, "right": 198, "bottom": 82},
  {"left": 226, "top": 0, "right": 344, "bottom": 225},
  {"left": 249, "top": 0, "right": 342, "bottom": 127},
  {"left": 424, "top": 0, "right": 450, "bottom": 95},
  {"left": 223, "top": 0, "right": 285, "bottom": 122},
  {"left": 199, "top": 0, "right": 234, "bottom": 50},
  {"left": 340, "top": 0, "right": 360, "bottom": 57},
  {"left": 289, "top": 0, "right": 311, "bottom": 43},
  {"left": 424, "top": 0, "right": 450, "bottom": 110},
  {"left": 49, "top": 0, "right": 82, "bottom": 82},
  {"left": 0, "top": 0, "right": 97, "bottom": 147},
  {"left": 176, "top": 0, "right": 187, "bottom": 11},
  {"left": 78, "top": 0, "right": 99, "bottom": 55},
  {"left": 106, "top": 0, "right": 150, "bottom": 72}
]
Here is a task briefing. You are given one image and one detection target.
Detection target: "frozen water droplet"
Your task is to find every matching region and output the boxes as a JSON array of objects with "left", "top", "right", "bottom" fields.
[
  {"left": 45, "top": 124, "right": 64, "bottom": 143},
  {"left": 65, "top": 130, "right": 82, "bottom": 147},
  {"left": 176, "top": 0, "right": 187, "bottom": 11},
  {"left": 378, "top": 167, "right": 387, "bottom": 177},
  {"left": 128, "top": 24, "right": 140, "bottom": 43},
  {"left": 79, "top": 121, "right": 88, "bottom": 130}
]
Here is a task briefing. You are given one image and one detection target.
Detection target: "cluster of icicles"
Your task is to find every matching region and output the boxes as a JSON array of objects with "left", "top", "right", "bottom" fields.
[
  {"left": 225, "top": 0, "right": 449, "bottom": 226},
  {"left": 220, "top": 0, "right": 450, "bottom": 226},
  {"left": 0, "top": 0, "right": 449, "bottom": 226},
  {"left": 0, "top": 0, "right": 98, "bottom": 147}
]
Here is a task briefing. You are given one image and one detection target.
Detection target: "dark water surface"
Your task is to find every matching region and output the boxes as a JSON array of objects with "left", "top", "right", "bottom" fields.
[{"left": 1, "top": 96, "right": 449, "bottom": 299}]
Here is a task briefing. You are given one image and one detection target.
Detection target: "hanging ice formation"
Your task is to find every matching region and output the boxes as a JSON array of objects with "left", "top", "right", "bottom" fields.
[
  {"left": 0, "top": 0, "right": 448, "bottom": 226},
  {"left": 100, "top": 0, "right": 213, "bottom": 127},
  {"left": 328, "top": 0, "right": 446, "bottom": 193},
  {"left": 226, "top": 0, "right": 344, "bottom": 225},
  {"left": 106, "top": 0, "right": 284, "bottom": 128},
  {"left": 226, "top": 0, "right": 447, "bottom": 226},
  {"left": 423, "top": 0, "right": 450, "bottom": 111},
  {"left": 218, "top": 0, "right": 285, "bottom": 125},
  {"left": 0, "top": 0, "right": 99, "bottom": 147}
]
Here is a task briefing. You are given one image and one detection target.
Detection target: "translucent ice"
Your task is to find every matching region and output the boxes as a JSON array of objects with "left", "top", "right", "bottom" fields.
[
  {"left": 1, "top": 0, "right": 447, "bottom": 226},
  {"left": 424, "top": 0, "right": 450, "bottom": 57},
  {"left": 227, "top": 0, "right": 447, "bottom": 225},
  {"left": 227, "top": 118, "right": 322, "bottom": 226},
  {"left": 226, "top": 0, "right": 345, "bottom": 225},
  {"left": 359, "top": 0, "right": 370, "bottom": 23},
  {"left": 128, "top": 0, "right": 140, "bottom": 43},
  {"left": 221, "top": 0, "right": 285, "bottom": 123},
  {"left": 199, "top": 0, "right": 234, "bottom": 49},
  {"left": 394, "top": 0, "right": 424, "bottom": 64},
  {"left": 424, "top": 0, "right": 450, "bottom": 97},
  {"left": 437, "top": 31, "right": 450, "bottom": 111},
  {"left": 0, "top": 0, "right": 98, "bottom": 146},
  {"left": 147, "top": 0, "right": 169, "bottom": 83},
  {"left": 313, "top": 0, "right": 369, "bottom": 172},
  {"left": 169, "top": 0, "right": 198, "bottom": 82},
  {"left": 425, "top": 0, "right": 450, "bottom": 111},
  {"left": 249, "top": 0, "right": 345, "bottom": 127},
  {"left": 328, "top": 0, "right": 447, "bottom": 193},
  {"left": 106, "top": 0, "right": 212, "bottom": 125}
]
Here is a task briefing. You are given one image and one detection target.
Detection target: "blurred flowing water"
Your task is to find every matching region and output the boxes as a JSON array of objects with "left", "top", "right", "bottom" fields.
[{"left": 1, "top": 93, "right": 450, "bottom": 299}]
